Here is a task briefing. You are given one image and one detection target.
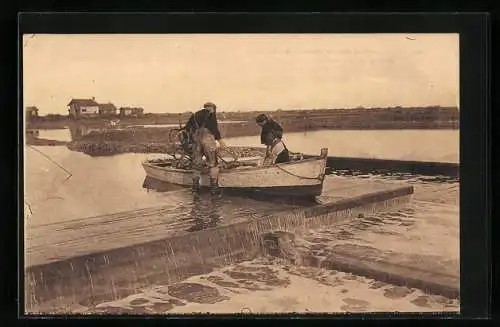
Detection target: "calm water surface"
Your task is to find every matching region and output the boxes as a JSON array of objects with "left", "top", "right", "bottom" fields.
[
  {"left": 37, "top": 129, "right": 72, "bottom": 142},
  {"left": 228, "top": 129, "right": 459, "bottom": 163}
]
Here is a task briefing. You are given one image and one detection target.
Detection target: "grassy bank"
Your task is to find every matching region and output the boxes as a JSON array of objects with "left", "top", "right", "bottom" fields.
[
  {"left": 64, "top": 123, "right": 259, "bottom": 157},
  {"left": 26, "top": 106, "right": 459, "bottom": 130},
  {"left": 65, "top": 126, "right": 266, "bottom": 157},
  {"left": 67, "top": 140, "right": 265, "bottom": 158}
]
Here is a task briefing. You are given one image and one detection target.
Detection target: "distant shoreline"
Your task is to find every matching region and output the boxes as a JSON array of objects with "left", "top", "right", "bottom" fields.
[
  {"left": 26, "top": 119, "right": 459, "bottom": 132},
  {"left": 26, "top": 106, "right": 460, "bottom": 130}
]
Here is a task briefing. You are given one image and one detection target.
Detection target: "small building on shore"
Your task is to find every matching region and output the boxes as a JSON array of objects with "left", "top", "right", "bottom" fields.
[
  {"left": 25, "top": 106, "right": 39, "bottom": 119},
  {"left": 119, "top": 107, "right": 144, "bottom": 118},
  {"left": 67, "top": 97, "right": 100, "bottom": 119},
  {"left": 98, "top": 103, "right": 118, "bottom": 117}
]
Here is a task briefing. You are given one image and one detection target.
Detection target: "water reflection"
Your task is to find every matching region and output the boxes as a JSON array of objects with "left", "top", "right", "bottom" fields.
[
  {"left": 142, "top": 176, "right": 222, "bottom": 232},
  {"left": 29, "top": 125, "right": 102, "bottom": 143},
  {"left": 186, "top": 193, "right": 223, "bottom": 232},
  {"left": 142, "top": 177, "right": 223, "bottom": 232},
  {"left": 141, "top": 176, "right": 312, "bottom": 232},
  {"left": 224, "top": 188, "right": 317, "bottom": 206},
  {"left": 142, "top": 176, "right": 186, "bottom": 193},
  {"left": 69, "top": 124, "right": 103, "bottom": 140},
  {"left": 142, "top": 176, "right": 315, "bottom": 207}
]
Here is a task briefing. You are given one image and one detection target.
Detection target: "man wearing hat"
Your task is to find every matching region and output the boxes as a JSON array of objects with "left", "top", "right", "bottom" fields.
[
  {"left": 185, "top": 102, "right": 228, "bottom": 195},
  {"left": 255, "top": 114, "right": 289, "bottom": 166}
]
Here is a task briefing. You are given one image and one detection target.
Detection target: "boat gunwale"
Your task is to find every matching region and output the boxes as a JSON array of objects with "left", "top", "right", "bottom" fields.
[{"left": 141, "top": 155, "right": 327, "bottom": 174}]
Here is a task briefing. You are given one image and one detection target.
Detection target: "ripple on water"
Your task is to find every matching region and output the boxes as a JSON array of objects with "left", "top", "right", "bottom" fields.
[{"left": 166, "top": 283, "right": 229, "bottom": 304}]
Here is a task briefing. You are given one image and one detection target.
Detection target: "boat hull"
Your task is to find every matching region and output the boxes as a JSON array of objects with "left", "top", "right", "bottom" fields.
[{"left": 142, "top": 149, "right": 328, "bottom": 197}]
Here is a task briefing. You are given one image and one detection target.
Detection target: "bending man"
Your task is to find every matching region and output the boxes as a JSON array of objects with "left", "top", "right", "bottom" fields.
[
  {"left": 255, "top": 114, "right": 289, "bottom": 166},
  {"left": 185, "top": 102, "right": 226, "bottom": 195}
]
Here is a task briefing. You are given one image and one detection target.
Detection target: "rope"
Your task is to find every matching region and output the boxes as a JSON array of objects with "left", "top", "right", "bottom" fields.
[
  {"left": 274, "top": 163, "right": 323, "bottom": 181},
  {"left": 219, "top": 143, "right": 239, "bottom": 161},
  {"left": 27, "top": 145, "right": 73, "bottom": 181}
]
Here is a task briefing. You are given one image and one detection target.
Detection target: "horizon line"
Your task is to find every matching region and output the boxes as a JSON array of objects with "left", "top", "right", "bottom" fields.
[{"left": 27, "top": 105, "right": 460, "bottom": 116}]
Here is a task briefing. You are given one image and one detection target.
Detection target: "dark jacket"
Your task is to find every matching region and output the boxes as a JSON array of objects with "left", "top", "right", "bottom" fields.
[
  {"left": 185, "top": 109, "right": 222, "bottom": 140},
  {"left": 260, "top": 119, "right": 283, "bottom": 146}
]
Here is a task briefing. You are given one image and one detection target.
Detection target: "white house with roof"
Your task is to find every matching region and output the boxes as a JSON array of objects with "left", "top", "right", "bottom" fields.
[{"left": 67, "top": 97, "right": 100, "bottom": 119}]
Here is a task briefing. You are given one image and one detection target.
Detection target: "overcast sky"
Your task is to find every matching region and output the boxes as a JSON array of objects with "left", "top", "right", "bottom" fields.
[{"left": 22, "top": 34, "right": 459, "bottom": 114}]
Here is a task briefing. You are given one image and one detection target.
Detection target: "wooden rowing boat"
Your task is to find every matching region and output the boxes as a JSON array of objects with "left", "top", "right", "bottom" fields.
[{"left": 142, "top": 148, "right": 329, "bottom": 197}]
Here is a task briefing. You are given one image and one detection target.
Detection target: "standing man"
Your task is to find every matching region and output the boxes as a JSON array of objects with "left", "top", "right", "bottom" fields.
[
  {"left": 185, "top": 102, "right": 226, "bottom": 195},
  {"left": 255, "top": 114, "right": 290, "bottom": 166}
]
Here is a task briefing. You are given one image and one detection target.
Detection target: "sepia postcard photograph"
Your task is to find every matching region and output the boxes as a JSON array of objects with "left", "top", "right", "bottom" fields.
[{"left": 23, "top": 33, "right": 460, "bottom": 315}]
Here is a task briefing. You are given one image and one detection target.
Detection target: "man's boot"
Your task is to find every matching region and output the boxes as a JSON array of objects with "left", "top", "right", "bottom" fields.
[{"left": 192, "top": 176, "right": 201, "bottom": 193}]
